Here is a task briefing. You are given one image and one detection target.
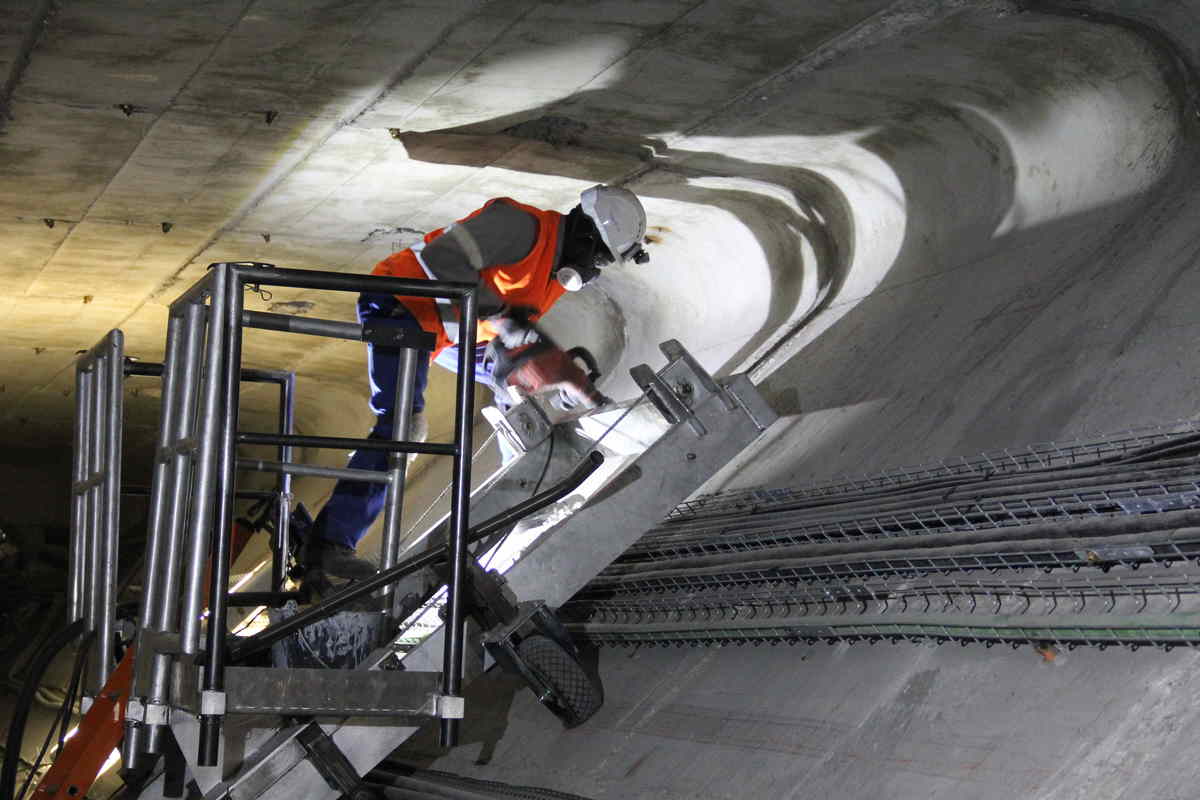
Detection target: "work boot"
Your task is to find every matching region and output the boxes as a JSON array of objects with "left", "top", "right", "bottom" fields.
[{"left": 304, "top": 537, "right": 377, "bottom": 581}]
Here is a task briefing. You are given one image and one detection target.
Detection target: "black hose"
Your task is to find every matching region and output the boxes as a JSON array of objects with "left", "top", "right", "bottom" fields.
[
  {"left": 14, "top": 633, "right": 92, "bottom": 800},
  {"left": 1, "top": 618, "right": 86, "bottom": 800},
  {"left": 229, "top": 451, "right": 605, "bottom": 663}
]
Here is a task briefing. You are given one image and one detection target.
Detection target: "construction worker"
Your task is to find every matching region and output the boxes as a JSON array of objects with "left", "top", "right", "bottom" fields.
[{"left": 305, "top": 185, "right": 649, "bottom": 578}]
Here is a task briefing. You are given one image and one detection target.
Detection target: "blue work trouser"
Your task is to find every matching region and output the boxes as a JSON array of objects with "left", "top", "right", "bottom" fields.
[{"left": 312, "top": 293, "right": 498, "bottom": 550}]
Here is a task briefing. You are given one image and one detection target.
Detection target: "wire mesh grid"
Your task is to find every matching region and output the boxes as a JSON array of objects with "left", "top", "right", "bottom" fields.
[
  {"left": 587, "top": 536, "right": 1200, "bottom": 596},
  {"left": 667, "top": 419, "right": 1200, "bottom": 521},
  {"left": 631, "top": 480, "right": 1200, "bottom": 559}
]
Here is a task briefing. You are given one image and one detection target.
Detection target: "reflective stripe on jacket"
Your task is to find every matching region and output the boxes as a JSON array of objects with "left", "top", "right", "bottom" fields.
[{"left": 371, "top": 198, "right": 565, "bottom": 355}]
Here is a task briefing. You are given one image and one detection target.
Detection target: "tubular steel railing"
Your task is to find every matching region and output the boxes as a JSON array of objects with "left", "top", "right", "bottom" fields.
[
  {"left": 69, "top": 330, "right": 124, "bottom": 698},
  {"left": 118, "top": 261, "right": 478, "bottom": 768},
  {"left": 69, "top": 332, "right": 296, "bottom": 754}
]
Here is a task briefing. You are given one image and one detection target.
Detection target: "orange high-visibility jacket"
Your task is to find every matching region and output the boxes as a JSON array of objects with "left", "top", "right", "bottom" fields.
[{"left": 372, "top": 198, "right": 566, "bottom": 355}]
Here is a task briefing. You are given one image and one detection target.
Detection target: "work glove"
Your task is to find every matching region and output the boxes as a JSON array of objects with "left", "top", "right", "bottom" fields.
[{"left": 488, "top": 306, "right": 540, "bottom": 349}]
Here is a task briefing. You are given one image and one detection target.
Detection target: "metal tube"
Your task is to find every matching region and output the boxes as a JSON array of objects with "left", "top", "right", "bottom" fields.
[
  {"left": 227, "top": 591, "right": 304, "bottom": 607},
  {"left": 85, "top": 356, "right": 105, "bottom": 695},
  {"left": 198, "top": 268, "right": 244, "bottom": 766},
  {"left": 237, "top": 459, "right": 392, "bottom": 484},
  {"left": 149, "top": 311, "right": 204, "bottom": 754},
  {"left": 161, "top": 303, "right": 206, "bottom": 632},
  {"left": 273, "top": 373, "right": 295, "bottom": 591},
  {"left": 180, "top": 265, "right": 229, "bottom": 653},
  {"left": 441, "top": 290, "right": 477, "bottom": 748},
  {"left": 379, "top": 347, "right": 419, "bottom": 630},
  {"left": 137, "top": 316, "right": 184, "bottom": 633},
  {"left": 95, "top": 331, "right": 124, "bottom": 688},
  {"left": 124, "top": 485, "right": 277, "bottom": 500},
  {"left": 233, "top": 262, "right": 472, "bottom": 299},
  {"left": 76, "top": 367, "right": 95, "bottom": 651},
  {"left": 129, "top": 314, "right": 186, "bottom": 759},
  {"left": 68, "top": 362, "right": 89, "bottom": 622},
  {"left": 242, "top": 310, "right": 363, "bottom": 341},
  {"left": 126, "top": 360, "right": 292, "bottom": 386},
  {"left": 168, "top": 268, "right": 215, "bottom": 312},
  {"left": 237, "top": 431, "right": 455, "bottom": 457}
]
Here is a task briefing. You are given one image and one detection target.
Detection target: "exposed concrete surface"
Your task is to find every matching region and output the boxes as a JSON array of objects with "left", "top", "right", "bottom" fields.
[
  {"left": 5, "top": 0, "right": 1200, "bottom": 797},
  {"left": 404, "top": 642, "right": 1200, "bottom": 800},
  {"left": 396, "top": 4, "right": 1200, "bottom": 800}
]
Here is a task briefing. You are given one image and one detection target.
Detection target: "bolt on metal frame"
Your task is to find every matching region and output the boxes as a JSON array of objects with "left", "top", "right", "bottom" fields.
[{"left": 125, "top": 261, "right": 478, "bottom": 770}]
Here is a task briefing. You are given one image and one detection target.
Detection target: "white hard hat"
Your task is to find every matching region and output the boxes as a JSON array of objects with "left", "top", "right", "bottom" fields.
[{"left": 579, "top": 185, "right": 648, "bottom": 264}]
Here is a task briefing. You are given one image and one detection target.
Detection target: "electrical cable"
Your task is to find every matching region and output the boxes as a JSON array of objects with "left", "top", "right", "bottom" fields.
[
  {"left": 1, "top": 617, "right": 86, "bottom": 800},
  {"left": 14, "top": 633, "right": 91, "bottom": 800},
  {"left": 54, "top": 632, "right": 86, "bottom": 762},
  {"left": 531, "top": 434, "right": 555, "bottom": 498}
]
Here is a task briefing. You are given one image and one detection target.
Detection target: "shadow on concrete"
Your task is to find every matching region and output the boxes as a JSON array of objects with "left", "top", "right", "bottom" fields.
[{"left": 390, "top": 666, "right": 526, "bottom": 768}]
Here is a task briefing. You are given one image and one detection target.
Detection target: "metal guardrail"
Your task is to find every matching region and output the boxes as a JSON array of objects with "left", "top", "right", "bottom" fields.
[{"left": 119, "top": 261, "right": 479, "bottom": 767}]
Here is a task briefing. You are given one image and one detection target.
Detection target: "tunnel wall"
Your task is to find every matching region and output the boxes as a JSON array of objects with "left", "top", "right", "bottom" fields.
[{"left": 394, "top": 4, "right": 1200, "bottom": 799}]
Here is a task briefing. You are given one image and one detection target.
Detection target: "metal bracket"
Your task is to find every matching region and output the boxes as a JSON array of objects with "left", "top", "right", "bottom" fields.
[
  {"left": 125, "top": 697, "right": 146, "bottom": 723},
  {"left": 631, "top": 339, "right": 746, "bottom": 436},
  {"left": 171, "top": 663, "right": 442, "bottom": 717},
  {"left": 433, "top": 695, "right": 465, "bottom": 719},
  {"left": 295, "top": 722, "right": 361, "bottom": 798},
  {"left": 361, "top": 319, "right": 437, "bottom": 350},
  {"left": 144, "top": 702, "right": 170, "bottom": 726},
  {"left": 483, "top": 400, "right": 553, "bottom": 454},
  {"left": 200, "top": 690, "right": 226, "bottom": 716}
]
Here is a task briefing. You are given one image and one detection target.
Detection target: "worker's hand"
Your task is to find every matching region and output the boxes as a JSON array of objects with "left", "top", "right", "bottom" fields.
[{"left": 489, "top": 307, "right": 540, "bottom": 349}]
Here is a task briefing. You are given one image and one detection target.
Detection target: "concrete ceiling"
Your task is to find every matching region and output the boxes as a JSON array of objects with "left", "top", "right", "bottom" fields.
[{"left": 0, "top": 0, "right": 901, "bottom": 452}]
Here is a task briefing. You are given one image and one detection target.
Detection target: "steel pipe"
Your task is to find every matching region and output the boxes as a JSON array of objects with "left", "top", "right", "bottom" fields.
[
  {"left": 163, "top": 304, "right": 206, "bottom": 633},
  {"left": 136, "top": 315, "right": 182, "bottom": 633},
  {"left": 379, "top": 347, "right": 419, "bottom": 631},
  {"left": 199, "top": 268, "right": 245, "bottom": 766},
  {"left": 96, "top": 331, "right": 124, "bottom": 688},
  {"left": 85, "top": 353, "right": 105, "bottom": 694},
  {"left": 168, "top": 268, "right": 215, "bottom": 312},
  {"left": 180, "top": 265, "right": 229, "bottom": 653},
  {"left": 126, "top": 360, "right": 290, "bottom": 386},
  {"left": 238, "top": 458, "right": 392, "bottom": 484},
  {"left": 123, "top": 485, "right": 276, "bottom": 500},
  {"left": 68, "top": 362, "right": 89, "bottom": 622},
  {"left": 273, "top": 372, "right": 295, "bottom": 591},
  {"left": 242, "top": 309, "right": 363, "bottom": 340},
  {"left": 442, "top": 289, "right": 477, "bottom": 748},
  {"left": 232, "top": 262, "right": 473, "bottom": 300},
  {"left": 237, "top": 430, "right": 455, "bottom": 457},
  {"left": 128, "top": 313, "right": 185, "bottom": 759}
]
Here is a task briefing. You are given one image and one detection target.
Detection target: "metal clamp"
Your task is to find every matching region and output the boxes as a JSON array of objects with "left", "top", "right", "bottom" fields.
[
  {"left": 200, "top": 690, "right": 226, "bottom": 716},
  {"left": 125, "top": 697, "right": 146, "bottom": 723},
  {"left": 145, "top": 702, "right": 170, "bottom": 725},
  {"left": 362, "top": 318, "right": 437, "bottom": 350},
  {"left": 433, "top": 694, "right": 465, "bottom": 719},
  {"left": 482, "top": 400, "right": 553, "bottom": 454}
]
